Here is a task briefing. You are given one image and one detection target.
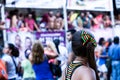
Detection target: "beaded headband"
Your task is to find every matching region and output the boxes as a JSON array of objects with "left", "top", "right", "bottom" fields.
[{"left": 81, "top": 30, "right": 97, "bottom": 47}]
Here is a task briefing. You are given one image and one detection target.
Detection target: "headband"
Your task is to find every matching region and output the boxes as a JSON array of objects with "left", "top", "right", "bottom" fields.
[{"left": 81, "top": 30, "right": 97, "bottom": 47}]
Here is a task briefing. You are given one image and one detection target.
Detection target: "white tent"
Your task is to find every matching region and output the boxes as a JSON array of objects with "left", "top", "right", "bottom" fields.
[
  {"left": 5, "top": 0, "right": 64, "bottom": 9},
  {"left": 67, "top": 0, "right": 113, "bottom": 11},
  {"left": 1, "top": 0, "right": 68, "bottom": 46}
]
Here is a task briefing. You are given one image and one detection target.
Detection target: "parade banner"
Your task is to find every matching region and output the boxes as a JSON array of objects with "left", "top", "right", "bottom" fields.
[
  {"left": 6, "top": 31, "right": 65, "bottom": 59},
  {"left": 36, "top": 31, "right": 66, "bottom": 46},
  {"left": 7, "top": 31, "right": 35, "bottom": 60},
  {"left": 6, "top": 0, "right": 64, "bottom": 9},
  {"left": 67, "top": 0, "right": 113, "bottom": 11}
]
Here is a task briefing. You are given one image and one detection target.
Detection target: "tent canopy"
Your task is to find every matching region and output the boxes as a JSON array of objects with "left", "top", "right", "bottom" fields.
[
  {"left": 5, "top": 0, "right": 64, "bottom": 9},
  {"left": 67, "top": 0, "right": 113, "bottom": 11}
]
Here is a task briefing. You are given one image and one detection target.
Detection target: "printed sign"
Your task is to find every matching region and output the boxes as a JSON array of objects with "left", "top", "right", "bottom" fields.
[
  {"left": 67, "top": 0, "right": 113, "bottom": 11},
  {"left": 36, "top": 31, "right": 66, "bottom": 46}
]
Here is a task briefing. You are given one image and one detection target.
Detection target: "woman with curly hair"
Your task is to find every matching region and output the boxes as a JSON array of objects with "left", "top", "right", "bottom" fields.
[{"left": 31, "top": 40, "right": 58, "bottom": 80}]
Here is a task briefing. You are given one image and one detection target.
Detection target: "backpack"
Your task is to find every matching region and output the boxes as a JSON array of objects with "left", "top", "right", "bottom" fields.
[{"left": 0, "top": 59, "right": 8, "bottom": 80}]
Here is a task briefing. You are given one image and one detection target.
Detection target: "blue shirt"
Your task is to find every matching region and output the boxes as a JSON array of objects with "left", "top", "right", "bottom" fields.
[
  {"left": 108, "top": 44, "right": 120, "bottom": 60},
  {"left": 99, "top": 49, "right": 107, "bottom": 65},
  {"left": 33, "top": 60, "right": 53, "bottom": 80}
]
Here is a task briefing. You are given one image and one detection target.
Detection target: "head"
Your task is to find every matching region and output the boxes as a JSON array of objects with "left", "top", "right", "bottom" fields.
[
  {"left": 49, "top": 11, "right": 54, "bottom": 17},
  {"left": 67, "top": 29, "right": 76, "bottom": 41},
  {"left": 3, "top": 43, "right": 19, "bottom": 57},
  {"left": 113, "top": 36, "right": 119, "bottom": 44},
  {"left": 20, "top": 21, "right": 26, "bottom": 28},
  {"left": 46, "top": 40, "right": 58, "bottom": 54},
  {"left": 98, "top": 37, "right": 105, "bottom": 46},
  {"left": 53, "top": 39, "right": 60, "bottom": 54},
  {"left": 28, "top": 13, "right": 32, "bottom": 19},
  {"left": 72, "top": 30, "right": 99, "bottom": 80},
  {"left": 25, "top": 49, "right": 31, "bottom": 59},
  {"left": 32, "top": 40, "right": 44, "bottom": 64},
  {"left": 53, "top": 39, "right": 60, "bottom": 47},
  {"left": 107, "top": 38, "right": 112, "bottom": 47}
]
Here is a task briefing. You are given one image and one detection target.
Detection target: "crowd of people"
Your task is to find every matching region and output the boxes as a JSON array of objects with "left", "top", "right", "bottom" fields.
[
  {"left": 0, "top": 9, "right": 120, "bottom": 80},
  {"left": 4, "top": 9, "right": 64, "bottom": 32},
  {"left": 1, "top": 9, "right": 114, "bottom": 33},
  {"left": 0, "top": 28, "right": 119, "bottom": 80}
]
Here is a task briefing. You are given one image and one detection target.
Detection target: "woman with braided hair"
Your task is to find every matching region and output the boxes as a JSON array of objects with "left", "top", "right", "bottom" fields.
[{"left": 62, "top": 30, "right": 99, "bottom": 80}]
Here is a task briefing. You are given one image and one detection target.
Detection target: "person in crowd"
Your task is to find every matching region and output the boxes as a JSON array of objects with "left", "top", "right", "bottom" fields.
[
  {"left": 53, "top": 39, "right": 68, "bottom": 71},
  {"left": 82, "top": 12, "right": 91, "bottom": 29},
  {"left": 39, "top": 13, "right": 49, "bottom": 31},
  {"left": 10, "top": 14, "right": 18, "bottom": 32},
  {"left": 0, "top": 46, "right": 8, "bottom": 80},
  {"left": 67, "top": 11, "right": 74, "bottom": 29},
  {"left": 62, "top": 30, "right": 99, "bottom": 80},
  {"left": 31, "top": 40, "right": 58, "bottom": 80},
  {"left": 95, "top": 37, "right": 108, "bottom": 79},
  {"left": 17, "top": 13, "right": 24, "bottom": 29},
  {"left": 47, "top": 11, "right": 56, "bottom": 31},
  {"left": 108, "top": 36, "right": 120, "bottom": 80},
  {"left": 55, "top": 11, "right": 64, "bottom": 30},
  {"left": 75, "top": 13, "right": 83, "bottom": 31},
  {"left": 66, "top": 29, "right": 76, "bottom": 64},
  {"left": 54, "top": 18, "right": 64, "bottom": 31},
  {"left": 0, "top": 58, "right": 8, "bottom": 80},
  {"left": 44, "top": 41, "right": 60, "bottom": 79},
  {"left": 105, "top": 38, "right": 112, "bottom": 80},
  {"left": 21, "top": 49, "right": 36, "bottom": 80},
  {"left": 19, "top": 21, "right": 29, "bottom": 32},
  {"left": 103, "top": 15, "right": 112, "bottom": 28},
  {"left": 44, "top": 41, "right": 58, "bottom": 58},
  {"left": 25, "top": 13, "right": 40, "bottom": 32},
  {"left": 2, "top": 43, "right": 20, "bottom": 80}
]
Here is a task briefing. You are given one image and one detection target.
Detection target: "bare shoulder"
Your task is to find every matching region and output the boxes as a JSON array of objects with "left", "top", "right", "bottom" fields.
[{"left": 77, "top": 66, "right": 96, "bottom": 80}]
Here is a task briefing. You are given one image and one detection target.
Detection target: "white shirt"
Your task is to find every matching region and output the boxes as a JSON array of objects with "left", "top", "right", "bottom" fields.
[
  {"left": 2, "top": 54, "right": 17, "bottom": 79},
  {"left": 57, "top": 45, "right": 68, "bottom": 71}
]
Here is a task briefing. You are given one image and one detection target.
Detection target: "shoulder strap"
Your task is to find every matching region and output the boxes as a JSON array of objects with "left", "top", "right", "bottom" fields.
[
  {"left": 11, "top": 56, "right": 17, "bottom": 74},
  {"left": 65, "top": 62, "right": 82, "bottom": 80}
]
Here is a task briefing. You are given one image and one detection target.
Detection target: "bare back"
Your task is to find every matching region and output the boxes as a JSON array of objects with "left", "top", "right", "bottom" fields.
[{"left": 62, "top": 64, "right": 96, "bottom": 80}]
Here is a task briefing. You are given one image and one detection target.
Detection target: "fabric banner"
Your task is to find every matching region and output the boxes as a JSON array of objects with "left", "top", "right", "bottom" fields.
[
  {"left": 5, "top": 0, "right": 64, "bottom": 8},
  {"left": 67, "top": 0, "right": 113, "bottom": 11},
  {"left": 6, "top": 31, "right": 65, "bottom": 60},
  {"left": 36, "top": 31, "right": 66, "bottom": 46}
]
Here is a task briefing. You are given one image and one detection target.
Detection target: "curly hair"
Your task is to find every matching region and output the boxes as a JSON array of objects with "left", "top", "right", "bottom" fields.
[{"left": 32, "top": 40, "right": 44, "bottom": 64}]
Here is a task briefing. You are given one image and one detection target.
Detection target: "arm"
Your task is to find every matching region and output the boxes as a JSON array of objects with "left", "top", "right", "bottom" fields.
[
  {"left": 61, "top": 68, "right": 66, "bottom": 80},
  {"left": 34, "top": 23, "right": 41, "bottom": 32},
  {"left": 0, "top": 60, "right": 8, "bottom": 80},
  {"left": 44, "top": 48, "right": 58, "bottom": 59},
  {"left": 25, "top": 22, "right": 32, "bottom": 32},
  {"left": 46, "top": 52, "right": 58, "bottom": 59}
]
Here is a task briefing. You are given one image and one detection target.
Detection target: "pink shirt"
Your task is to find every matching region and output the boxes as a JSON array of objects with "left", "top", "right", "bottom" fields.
[{"left": 25, "top": 18, "right": 35, "bottom": 31}]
